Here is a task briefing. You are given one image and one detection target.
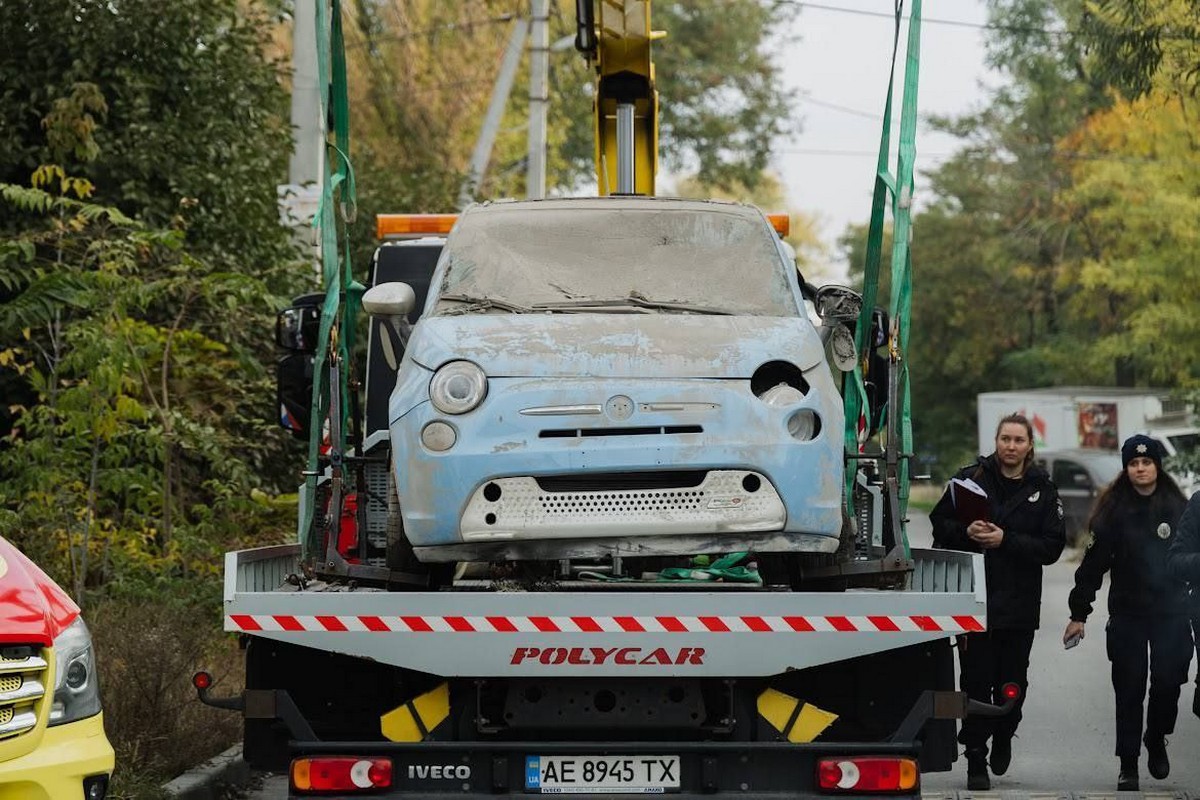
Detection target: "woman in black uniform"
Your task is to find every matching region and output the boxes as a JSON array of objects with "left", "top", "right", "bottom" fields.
[
  {"left": 1167, "top": 482, "right": 1200, "bottom": 720},
  {"left": 1064, "top": 434, "right": 1193, "bottom": 791}
]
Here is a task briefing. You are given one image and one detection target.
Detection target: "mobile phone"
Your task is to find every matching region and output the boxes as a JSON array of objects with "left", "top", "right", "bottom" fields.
[{"left": 1064, "top": 632, "right": 1082, "bottom": 650}]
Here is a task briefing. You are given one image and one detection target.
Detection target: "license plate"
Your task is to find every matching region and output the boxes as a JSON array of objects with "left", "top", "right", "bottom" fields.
[{"left": 525, "top": 755, "right": 680, "bottom": 794}]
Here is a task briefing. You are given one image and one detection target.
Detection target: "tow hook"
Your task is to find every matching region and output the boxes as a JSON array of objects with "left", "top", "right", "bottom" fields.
[{"left": 192, "top": 671, "right": 244, "bottom": 712}]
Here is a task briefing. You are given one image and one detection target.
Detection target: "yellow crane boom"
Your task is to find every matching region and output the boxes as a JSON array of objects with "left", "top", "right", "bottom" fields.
[{"left": 575, "top": 0, "right": 661, "bottom": 195}]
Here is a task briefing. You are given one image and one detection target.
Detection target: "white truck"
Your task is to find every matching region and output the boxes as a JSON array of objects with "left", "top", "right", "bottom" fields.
[{"left": 976, "top": 386, "right": 1200, "bottom": 458}]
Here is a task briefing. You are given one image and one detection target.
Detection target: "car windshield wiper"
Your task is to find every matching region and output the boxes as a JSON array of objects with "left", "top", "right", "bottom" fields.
[
  {"left": 532, "top": 292, "right": 732, "bottom": 315},
  {"left": 438, "top": 294, "right": 531, "bottom": 314}
]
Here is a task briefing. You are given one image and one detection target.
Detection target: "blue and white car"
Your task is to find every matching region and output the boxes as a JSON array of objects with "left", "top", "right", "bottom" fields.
[{"left": 367, "top": 197, "right": 847, "bottom": 563}]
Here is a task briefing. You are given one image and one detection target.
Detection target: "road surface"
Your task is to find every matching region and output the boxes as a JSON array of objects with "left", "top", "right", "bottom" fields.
[{"left": 239, "top": 515, "right": 1200, "bottom": 798}]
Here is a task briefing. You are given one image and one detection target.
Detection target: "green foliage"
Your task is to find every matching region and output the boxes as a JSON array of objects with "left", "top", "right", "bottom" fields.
[
  {"left": 0, "top": 0, "right": 296, "bottom": 278},
  {"left": 1080, "top": 0, "right": 1200, "bottom": 99},
  {"left": 0, "top": 174, "right": 296, "bottom": 607}
]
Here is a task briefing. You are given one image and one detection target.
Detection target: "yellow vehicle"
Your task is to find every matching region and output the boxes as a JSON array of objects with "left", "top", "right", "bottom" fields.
[{"left": 0, "top": 535, "right": 114, "bottom": 800}]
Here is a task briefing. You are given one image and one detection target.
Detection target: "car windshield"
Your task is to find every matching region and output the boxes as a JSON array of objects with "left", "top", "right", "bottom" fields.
[
  {"left": 1167, "top": 433, "right": 1200, "bottom": 454},
  {"left": 432, "top": 201, "right": 799, "bottom": 317}
]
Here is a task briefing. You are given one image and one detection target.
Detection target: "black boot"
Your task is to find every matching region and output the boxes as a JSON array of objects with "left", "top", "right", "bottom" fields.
[
  {"left": 966, "top": 749, "right": 990, "bottom": 791},
  {"left": 1144, "top": 733, "right": 1170, "bottom": 780},
  {"left": 989, "top": 735, "right": 1012, "bottom": 776},
  {"left": 1118, "top": 756, "right": 1139, "bottom": 791}
]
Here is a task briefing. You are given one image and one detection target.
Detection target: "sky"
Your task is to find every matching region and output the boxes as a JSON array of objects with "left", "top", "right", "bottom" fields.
[{"left": 773, "top": 0, "right": 1003, "bottom": 280}]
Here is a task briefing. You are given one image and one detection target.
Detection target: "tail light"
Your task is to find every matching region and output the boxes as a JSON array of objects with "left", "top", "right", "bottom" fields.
[
  {"left": 292, "top": 757, "right": 392, "bottom": 793},
  {"left": 816, "top": 757, "right": 918, "bottom": 793}
]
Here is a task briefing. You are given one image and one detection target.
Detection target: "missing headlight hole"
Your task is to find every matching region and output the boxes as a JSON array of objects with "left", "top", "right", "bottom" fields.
[
  {"left": 751, "top": 360, "right": 809, "bottom": 397},
  {"left": 742, "top": 474, "right": 761, "bottom": 493}
]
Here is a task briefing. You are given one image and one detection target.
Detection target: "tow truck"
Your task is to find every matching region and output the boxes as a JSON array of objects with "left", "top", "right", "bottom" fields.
[{"left": 203, "top": 1, "right": 1014, "bottom": 796}]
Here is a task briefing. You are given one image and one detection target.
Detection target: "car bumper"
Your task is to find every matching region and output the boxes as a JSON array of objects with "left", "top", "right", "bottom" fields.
[
  {"left": 391, "top": 376, "right": 844, "bottom": 557},
  {"left": 0, "top": 712, "right": 114, "bottom": 800}
]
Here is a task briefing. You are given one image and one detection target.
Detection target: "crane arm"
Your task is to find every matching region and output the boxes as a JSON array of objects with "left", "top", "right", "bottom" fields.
[{"left": 576, "top": 0, "right": 661, "bottom": 195}]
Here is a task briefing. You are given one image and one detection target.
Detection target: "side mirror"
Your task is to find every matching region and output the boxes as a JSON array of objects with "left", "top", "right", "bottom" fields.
[
  {"left": 814, "top": 284, "right": 862, "bottom": 324},
  {"left": 363, "top": 282, "right": 416, "bottom": 318},
  {"left": 363, "top": 282, "right": 417, "bottom": 371},
  {"left": 275, "top": 295, "right": 323, "bottom": 353},
  {"left": 276, "top": 352, "right": 314, "bottom": 439}
]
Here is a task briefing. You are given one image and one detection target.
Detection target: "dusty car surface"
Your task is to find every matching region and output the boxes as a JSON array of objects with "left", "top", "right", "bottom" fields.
[{"left": 383, "top": 196, "right": 845, "bottom": 562}]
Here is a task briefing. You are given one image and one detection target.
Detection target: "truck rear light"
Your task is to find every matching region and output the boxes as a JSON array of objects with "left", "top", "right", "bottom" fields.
[
  {"left": 291, "top": 757, "right": 393, "bottom": 793},
  {"left": 816, "top": 757, "right": 918, "bottom": 793}
]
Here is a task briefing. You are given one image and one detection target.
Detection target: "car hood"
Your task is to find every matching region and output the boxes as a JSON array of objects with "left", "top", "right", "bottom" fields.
[
  {"left": 408, "top": 314, "right": 826, "bottom": 378},
  {"left": 0, "top": 536, "right": 79, "bottom": 646}
]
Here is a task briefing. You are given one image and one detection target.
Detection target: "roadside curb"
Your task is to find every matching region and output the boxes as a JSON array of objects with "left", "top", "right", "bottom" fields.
[{"left": 163, "top": 743, "right": 251, "bottom": 799}]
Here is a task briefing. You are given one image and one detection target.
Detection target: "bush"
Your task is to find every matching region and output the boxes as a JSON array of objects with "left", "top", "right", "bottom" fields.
[{"left": 89, "top": 595, "right": 246, "bottom": 798}]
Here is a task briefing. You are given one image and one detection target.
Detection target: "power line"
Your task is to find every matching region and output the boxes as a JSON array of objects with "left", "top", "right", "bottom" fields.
[
  {"left": 788, "top": 1, "right": 1199, "bottom": 41},
  {"left": 798, "top": 92, "right": 883, "bottom": 121},
  {"left": 788, "top": 2, "right": 1070, "bottom": 37}
]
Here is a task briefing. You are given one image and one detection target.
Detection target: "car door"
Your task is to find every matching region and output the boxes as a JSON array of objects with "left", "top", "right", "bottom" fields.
[{"left": 1048, "top": 458, "right": 1097, "bottom": 545}]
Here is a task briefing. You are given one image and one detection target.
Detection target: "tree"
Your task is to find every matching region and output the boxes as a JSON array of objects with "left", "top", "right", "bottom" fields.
[
  {"left": 0, "top": 170, "right": 293, "bottom": 603},
  {"left": 1057, "top": 91, "right": 1200, "bottom": 385},
  {"left": 1080, "top": 0, "right": 1200, "bottom": 100},
  {"left": 0, "top": 0, "right": 296, "bottom": 277}
]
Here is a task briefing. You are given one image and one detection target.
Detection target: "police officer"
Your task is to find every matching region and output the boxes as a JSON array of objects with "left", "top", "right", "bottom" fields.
[
  {"left": 1065, "top": 434, "right": 1192, "bottom": 791},
  {"left": 1167, "top": 482, "right": 1200, "bottom": 720},
  {"left": 930, "top": 413, "right": 1066, "bottom": 791}
]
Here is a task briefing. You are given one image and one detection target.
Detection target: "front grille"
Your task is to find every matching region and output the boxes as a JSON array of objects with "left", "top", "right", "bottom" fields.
[
  {"left": 461, "top": 470, "right": 786, "bottom": 540},
  {"left": 0, "top": 645, "right": 48, "bottom": 741},
  {"left": 536, "top": 471, "right": 708, "bottom": 492}
]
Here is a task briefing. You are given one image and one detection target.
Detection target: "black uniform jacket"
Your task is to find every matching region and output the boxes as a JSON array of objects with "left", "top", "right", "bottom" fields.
[
  {"left": 1069, "top": 488, "right": 1188, "bottom": 622},
  {"left": 930, "top": 455, "right": 1066, "bottom": 630},
  {"left": 1168, "top": 491, "right": 1200, "bottom": 618}
]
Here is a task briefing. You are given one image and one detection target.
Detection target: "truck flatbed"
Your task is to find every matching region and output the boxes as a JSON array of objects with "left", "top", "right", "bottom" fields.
[{"left": 224, "top": 545, "right": 984, "bottom": 677}]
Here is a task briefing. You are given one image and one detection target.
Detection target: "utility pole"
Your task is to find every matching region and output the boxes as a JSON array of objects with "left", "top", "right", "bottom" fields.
[
  {"left": 280, "top": 0, "right": 325, "bottom": 265},
  {"left": 460, "top": 17, "right": 531, "bottom": 208},
  {"left": 526, "top": 0, "right": 550, "bottom": 199}
]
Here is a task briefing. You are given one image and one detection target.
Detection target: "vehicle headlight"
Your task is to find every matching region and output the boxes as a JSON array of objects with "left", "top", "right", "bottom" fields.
[
  {"left": 49, "top": 616, "right": 102, "bottom": 726},
  {"left": 786, "top": 409, "right": 819, "bottom": 441},
  {"left": 429, "top": 361, "right": 487, "bottom": 415},
  {"left": 759, "top": 383, "right": 805, "bottom": 408}
]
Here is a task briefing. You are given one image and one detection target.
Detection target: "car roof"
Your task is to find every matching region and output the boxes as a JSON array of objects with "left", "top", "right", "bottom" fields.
[{"left": 1036, "top": 449, "right": 1122, "bottom": 468}]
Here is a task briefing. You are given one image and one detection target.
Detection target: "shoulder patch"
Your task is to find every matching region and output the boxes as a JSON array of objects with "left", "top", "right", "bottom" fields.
[
  {"left": 1056, "top": 498, "right": 1064, "bottom": 519},
  {"left": 1086, "top": 531, "right": 1095, "bottom": 549}
]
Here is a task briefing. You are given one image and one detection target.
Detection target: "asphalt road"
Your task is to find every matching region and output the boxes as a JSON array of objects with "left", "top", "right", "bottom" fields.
[
  {"left": 241, "top": 516, "right": 1200, "bottom": 798},
  {"left": 907, "top": 514, "right": 1200, "bottom": 794}
]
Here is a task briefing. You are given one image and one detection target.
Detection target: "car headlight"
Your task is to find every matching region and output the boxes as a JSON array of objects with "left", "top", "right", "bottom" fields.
[
  {"left": 49, "top": 616, "right": 101, "bottom": 726},
  {"left": 429, "top": 361, "right": 487, "bottom": 415},
  {"left": 759, "top": 383, "right": 805, "bottom": 408}
]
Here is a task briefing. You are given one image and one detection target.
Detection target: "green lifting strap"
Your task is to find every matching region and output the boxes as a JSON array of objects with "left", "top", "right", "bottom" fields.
[
  {"left": 843, "top": 0, "right": 922, "bottom": 555},
  {"left": 302, "top": 0, "right": 363, "bottom": 559}
]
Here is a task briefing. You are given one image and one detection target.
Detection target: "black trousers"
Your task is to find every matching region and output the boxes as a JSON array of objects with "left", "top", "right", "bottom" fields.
[
  {"left": 956, "top": 629, "right": 1035, "bottom": 751},
  {"left": 1106, "top": 614, "right": 1194, "bottom": 758}
]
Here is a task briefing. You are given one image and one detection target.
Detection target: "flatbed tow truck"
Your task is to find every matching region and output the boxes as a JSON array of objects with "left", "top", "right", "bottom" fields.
[{"left": 202, "top": 1, "right": 1014, "bottom": 797}]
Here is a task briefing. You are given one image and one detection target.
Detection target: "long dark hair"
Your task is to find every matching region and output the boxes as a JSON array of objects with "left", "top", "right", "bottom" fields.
[
  {"left": 994, "top": 413, "right": 1036, "bottom": 471},
  {"left": 1088, "top": 468, "right": 1186, "bottom": 531}
]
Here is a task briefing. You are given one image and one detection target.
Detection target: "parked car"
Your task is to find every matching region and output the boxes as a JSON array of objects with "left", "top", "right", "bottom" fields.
[{"left": 1034, "top": 449, "right": 1123, "bottom": 546}]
